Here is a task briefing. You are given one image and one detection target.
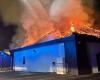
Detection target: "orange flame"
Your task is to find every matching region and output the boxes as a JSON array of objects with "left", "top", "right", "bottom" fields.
[
  {"left": 15, "top": 1, "right": 100, "bottom": 48},
  {"left": 20, "top": 16, "right": 100, "bottom": 48}
]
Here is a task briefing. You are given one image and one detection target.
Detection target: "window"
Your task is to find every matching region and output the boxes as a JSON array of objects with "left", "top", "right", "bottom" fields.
[{"left": 23, "top": 56, "right": 25, "bottom": 64}]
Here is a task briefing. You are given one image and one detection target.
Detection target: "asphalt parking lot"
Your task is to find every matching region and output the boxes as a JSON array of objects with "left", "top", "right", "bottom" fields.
[{"left": 0, "top": 71, "right": 100, "bottom": 80}]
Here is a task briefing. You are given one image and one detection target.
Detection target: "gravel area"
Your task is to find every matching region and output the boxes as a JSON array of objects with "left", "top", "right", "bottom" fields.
[{"left": 0, "top": 71, "right": 99, "bottom": 80}]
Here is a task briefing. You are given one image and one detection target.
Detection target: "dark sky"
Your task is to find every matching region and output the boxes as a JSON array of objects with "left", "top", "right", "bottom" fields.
[
  {"left": 94, "top": 0, "right": 100, "bottom": 11},
  {"left": 93, "top": 0, "right": 100, "bottom": 29},
  {"left": 0, "top": 16, "right": 17, "bottom": 50}
]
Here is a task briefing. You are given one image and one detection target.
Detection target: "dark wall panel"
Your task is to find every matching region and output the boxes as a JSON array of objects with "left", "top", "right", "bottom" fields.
[{"left": 76, "top": 40, "right": 92, "bottom": 75}]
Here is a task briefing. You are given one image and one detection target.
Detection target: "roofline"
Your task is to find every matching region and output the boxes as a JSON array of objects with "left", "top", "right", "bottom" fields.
[
  {"left": 10, "top": 33, "right": 100, "bottom": 52},
  {"left": 75, "top": 33, "right": 100, "bottom": 42},
  {"left": 11, "top": 34, "right": 75, "bottom": 52}
]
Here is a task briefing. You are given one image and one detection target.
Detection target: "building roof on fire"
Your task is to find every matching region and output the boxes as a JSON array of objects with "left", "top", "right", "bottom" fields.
[{"left": 11, "top": 33, "right": 100, "bottom": 52}]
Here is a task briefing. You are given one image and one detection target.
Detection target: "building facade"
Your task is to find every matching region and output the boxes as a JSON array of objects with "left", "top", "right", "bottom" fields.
[
  {"left": 0, "top": 51, "right": 11, "bottom": 70},
  {"left": 11, "top": 33, "right": 100, "bottom": 75}
]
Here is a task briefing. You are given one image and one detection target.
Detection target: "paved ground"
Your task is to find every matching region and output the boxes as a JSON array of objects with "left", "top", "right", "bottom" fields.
[{"left": 0, "top": 71, "right": 100, "bottom": 80}]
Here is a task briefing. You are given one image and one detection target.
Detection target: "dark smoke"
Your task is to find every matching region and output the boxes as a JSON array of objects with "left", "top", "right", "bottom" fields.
[
  {"left": 94, "top": 0, "right": 100, "bottom": 11},
  {"left": 93, "top": 0, "right": 100, "bottom": 30},
  {"left": 0, "top": 15, "right": 17, "bottom": 50},
  {"left": 81, "top": 0, "right": 100, "bottom": 30}
]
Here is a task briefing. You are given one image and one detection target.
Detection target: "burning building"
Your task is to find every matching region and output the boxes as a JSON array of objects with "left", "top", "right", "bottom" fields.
[
  {"left": 11, "top": 33, "right": 100, "bottom": 75},
  {"left": 0, "top": 0, "right": 100, "bottom": 76}
]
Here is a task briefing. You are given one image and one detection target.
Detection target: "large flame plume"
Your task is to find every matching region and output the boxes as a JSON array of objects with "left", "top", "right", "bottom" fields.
[
  {"left": 10, "top": 0, "right": 100, "bottom": 49},
  {"left": 0, "top": 0, "right": 100, "bottom": 49}
]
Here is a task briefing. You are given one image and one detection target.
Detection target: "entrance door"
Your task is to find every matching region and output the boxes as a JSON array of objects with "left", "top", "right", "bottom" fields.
[{"left": 96, "top": 53, "right": 100, "bottom": 71}]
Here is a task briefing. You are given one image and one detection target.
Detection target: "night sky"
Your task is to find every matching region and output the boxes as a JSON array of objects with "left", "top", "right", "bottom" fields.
[
  {"left": 0, "top": 16, "right": 17, "bottom": 50},
  {"left": 94, "top": 0, "right": 100, "bottom": 29}
]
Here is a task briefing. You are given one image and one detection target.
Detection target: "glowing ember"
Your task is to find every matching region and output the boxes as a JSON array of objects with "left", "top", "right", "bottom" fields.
[{"left": 70, "top": 24, "right": 75, "bottom": 33}]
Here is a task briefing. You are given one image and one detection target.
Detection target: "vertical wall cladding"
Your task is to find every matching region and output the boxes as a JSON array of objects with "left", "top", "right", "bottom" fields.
[
  {"left": 87, "top": 42, "right": 100, "bottom": 73},
  {"left": 75, "top": 35, "right": 92, "bottom": 75},
  {"left": 13, "top": 43, "right": 65, "bottom": 72},
  {"left": 97, "top": 52, "right": 100, "bottom": 71},
  {"left": 64, "top": 35, "right": 78, "bottom": 75},
  {"left": 0, "top": 52, "right": 11, "bottom": 68},
  {"left": 13, "top": 50, "right": 27, "bottom": 71},
  {"left": 2, "top": 53, "right": 11, "bottom": 67}
]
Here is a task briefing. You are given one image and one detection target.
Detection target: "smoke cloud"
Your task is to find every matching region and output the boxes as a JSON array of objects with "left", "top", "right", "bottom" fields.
[
  {"left": 0, "top": 0, "right": 100, "bottom": 49},
  {"left": 0, "top": 16, "right": 17, "bottom": 50}
]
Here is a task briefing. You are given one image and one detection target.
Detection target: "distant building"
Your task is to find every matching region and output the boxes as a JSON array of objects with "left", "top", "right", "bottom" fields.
[
  {"left": 0, "top": 51, "right": 11, "bottom": 70},
  {"left": 11, "top": 33, "right": 100, "bottom": 75}
]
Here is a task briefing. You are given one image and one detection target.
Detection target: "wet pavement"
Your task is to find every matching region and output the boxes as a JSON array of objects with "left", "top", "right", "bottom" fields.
[{"left": 0, "top": 71, "right": 99, "bottom": 80}]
